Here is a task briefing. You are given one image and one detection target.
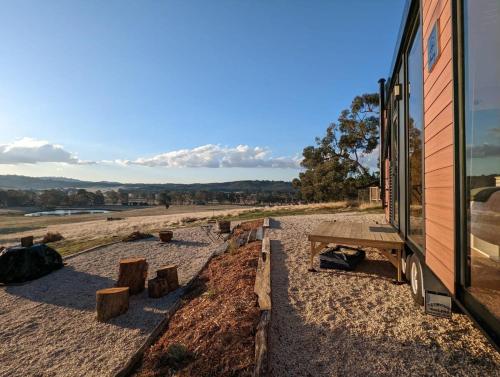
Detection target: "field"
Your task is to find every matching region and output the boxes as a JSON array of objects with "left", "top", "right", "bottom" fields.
[
  {"left": 0, "top": 202, "right": 382, "bottom": 255},
  {"left": 0, "top": 205, "right": 247, "bottom": 254}
]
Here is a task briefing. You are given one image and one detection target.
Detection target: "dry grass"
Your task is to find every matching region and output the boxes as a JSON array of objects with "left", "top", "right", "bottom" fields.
[
  {"left": 41, "top": 231, "right": 64, "bottom": 244},
  {"left": 0, "top": 206, "right": 255, "bottom": 252},
  {"left": 0, "top": 202, "right": 378, "bottom": 257},
  {"left": 358, "top": 202, "right": 383, "bottom": 211}
]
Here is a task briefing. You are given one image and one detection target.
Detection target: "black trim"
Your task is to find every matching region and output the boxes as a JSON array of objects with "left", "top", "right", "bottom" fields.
[
  {"left": 388, "top": 0, "right": 414, "bottom": 83},
  {"left": 378, "top": 78, "right": 386, "bottom": 206},
  {"left": 404, "top": 14, "right": 425, "bottom": 255}
]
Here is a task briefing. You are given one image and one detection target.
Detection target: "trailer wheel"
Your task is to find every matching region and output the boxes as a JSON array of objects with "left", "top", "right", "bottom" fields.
[
  {"left": 409, "top": 254, "right": 424, "bottom": 306},
  {"left": 402, "top": 253, "right": 411, "bottom": 282}
]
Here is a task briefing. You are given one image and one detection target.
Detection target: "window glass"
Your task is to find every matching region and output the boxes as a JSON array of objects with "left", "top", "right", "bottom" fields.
[
  {"left": 407, "top": 24, "right": 424, "bottom": 249},
  {"left": 391, "top": 90, "right": 399, "bottom": 228},
  {"left": 464, "top": 0, "right": 500, "bottom": 321}
]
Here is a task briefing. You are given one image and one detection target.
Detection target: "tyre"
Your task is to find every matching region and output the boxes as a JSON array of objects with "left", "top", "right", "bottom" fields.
[
  {"left": 409, "top": 254, "right": 424, "bottom": 306},
  {"left": 402, "top": 252, "right": 411, "bottom": 282}
]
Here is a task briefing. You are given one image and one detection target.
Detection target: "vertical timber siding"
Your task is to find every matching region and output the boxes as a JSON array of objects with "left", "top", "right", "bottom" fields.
[
  {"left": 385, "top": 158, "right": 390, "bottom": 221},
  {"left": 422, "top": 0, "right": 455, "bottom": 293}
]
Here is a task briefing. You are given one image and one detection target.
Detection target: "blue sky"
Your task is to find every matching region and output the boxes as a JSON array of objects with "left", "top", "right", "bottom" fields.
[{"left": 0, "top": 0, "right": 405, "bottom": 183}]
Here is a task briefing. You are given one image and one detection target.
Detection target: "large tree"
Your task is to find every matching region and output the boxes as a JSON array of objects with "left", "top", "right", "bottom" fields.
[{"left": 294, "top": 93, "right": 380, "bottom": 202}]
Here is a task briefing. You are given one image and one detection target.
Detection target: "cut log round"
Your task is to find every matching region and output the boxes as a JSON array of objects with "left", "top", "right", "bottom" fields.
[
  {"left": 116, "top": 257, "right": 148, "bottom": 295},
  {"left": 217, "top": 220, "right": 231, "bottom": 234},
  {"left": 159, "top": 230, "right": 173, "bottom": 242},
  {"left": 21, "top": 236, "right": 34, "bottom": 247},
  {"left": 96, "top": 287, "right": 129, "bottom": 322},
  {"left": 148, "top": 277, "right": 170, "bottom": 298},
  {"left": 156, "top": 265, "right": 179, "bottom": 291}
]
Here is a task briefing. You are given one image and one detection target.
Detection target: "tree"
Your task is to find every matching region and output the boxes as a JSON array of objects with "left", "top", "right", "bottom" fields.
[
  {"left": 105, "top": 190, "right": 120, "bottom": 204},
  {"left": 38, "top": 189, "right": 67, "bottom": 208},
  {"left": 295, "top": 93, "right": 380, "bottom": 202},
  {"left": 94, "top": 190, "right": 105, "bottom": 206},
  {"left": 158, "top": 191, "right": 171, "bottom": 208},
  {"left": 118, "top": 190, "right": 129, "bottom": 205}
]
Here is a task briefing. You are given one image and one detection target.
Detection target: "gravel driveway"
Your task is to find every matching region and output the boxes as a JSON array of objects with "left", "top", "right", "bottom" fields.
[
  {"left": 0, "top": 226, "right": 220, "bottom": 377},
  {"left": 269, "top": 213, "right": 500, "bottom": 377}
]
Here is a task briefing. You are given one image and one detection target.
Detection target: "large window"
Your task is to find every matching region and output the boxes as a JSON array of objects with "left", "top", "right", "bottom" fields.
[
  {"left": 391, "top": 79, "right": 400, "bottom": 229},
  {"left": 464, "top": 0, "right": 500, "bottom": 322},
  {"left": 407, "top": 24, "right": 424, "bottom": 249}
]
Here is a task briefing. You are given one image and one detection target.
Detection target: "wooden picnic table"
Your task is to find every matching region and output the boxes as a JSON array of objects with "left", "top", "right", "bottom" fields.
[{"left": 308, "top": 221, "right": 405, "bottom": 282}]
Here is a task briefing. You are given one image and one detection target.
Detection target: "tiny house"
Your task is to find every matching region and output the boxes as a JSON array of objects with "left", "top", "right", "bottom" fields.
[{"left": 379, "top": 0, "right": 499, "bottom": 346}]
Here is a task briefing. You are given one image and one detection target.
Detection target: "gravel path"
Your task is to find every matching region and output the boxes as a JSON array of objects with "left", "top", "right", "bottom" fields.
[
  {"left": 0, "top": 226, "right": 220, "bottom": 377},
  {"left": 269, "top": 213, "right": 500, "bottom": 377}
]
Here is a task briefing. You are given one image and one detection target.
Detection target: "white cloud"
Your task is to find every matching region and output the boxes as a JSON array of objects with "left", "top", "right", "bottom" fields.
[
  {"left": 126, "top": 144, "right": 301, "bottom": 169},
  {"left": 0, "top": 138, "right": 87, "bottom": 165},
  {"left": 0, "top": 139, "right": 300, "bottom": 169}
]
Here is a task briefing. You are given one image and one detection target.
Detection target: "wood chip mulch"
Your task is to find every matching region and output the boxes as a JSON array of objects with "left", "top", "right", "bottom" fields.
[{"left": 133, "top": 223, "right": 262, "bottom": 377}]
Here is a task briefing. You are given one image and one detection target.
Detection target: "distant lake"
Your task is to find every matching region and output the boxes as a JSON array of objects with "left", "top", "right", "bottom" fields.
[{"left": 25, "top": 209, "right": 110, "bottom": 217}]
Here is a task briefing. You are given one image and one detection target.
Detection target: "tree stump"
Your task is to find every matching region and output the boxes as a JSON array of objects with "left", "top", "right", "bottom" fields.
[
  {"left": 96, "top": 287, "right": 129, "bottom": 322},
  {"left": 156, "top": 265, "right": 179, "bottom": 291},
  {"left": 116, "top": 257, "right": 148, "bottom": 294},
  {"left": 159, "top": 230, "right": 173, "bottom": 242},
  {"left": 21, "top": 236, "right": 34, "bottom": 247},
  {"left": 217, "top": 220, "right": 231, "bottom": 234},
  {"left": 148, "top": 277, "right": 170, "bottom": 298}
]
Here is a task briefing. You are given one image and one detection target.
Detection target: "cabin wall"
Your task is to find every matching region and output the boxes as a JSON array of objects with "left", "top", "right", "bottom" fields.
[
  {"left": 384, "top": 158, "right": 390, "bottom": 221},
  {"left": 422, "top": 0, "right": 455, "bottom": 293}
]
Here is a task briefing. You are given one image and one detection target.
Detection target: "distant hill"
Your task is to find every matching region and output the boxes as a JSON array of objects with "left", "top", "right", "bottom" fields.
[{"left": 0, "top": 175, "right": 295, "bottom": 192}]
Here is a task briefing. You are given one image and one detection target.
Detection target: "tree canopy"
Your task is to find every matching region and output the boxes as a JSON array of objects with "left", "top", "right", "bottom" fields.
[{"left": 293, "top": 93, "right": 380, "bottom": 202}]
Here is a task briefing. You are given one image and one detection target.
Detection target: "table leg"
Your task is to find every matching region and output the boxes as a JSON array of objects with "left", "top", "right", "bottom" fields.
[{"left": 309, "top": 242, "right": 316, "bottom": 271}]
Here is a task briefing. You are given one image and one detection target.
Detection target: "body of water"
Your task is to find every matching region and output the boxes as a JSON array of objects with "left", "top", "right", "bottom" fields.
[{"left": 25, "top": 209, "right": 110, "bottom": 217}]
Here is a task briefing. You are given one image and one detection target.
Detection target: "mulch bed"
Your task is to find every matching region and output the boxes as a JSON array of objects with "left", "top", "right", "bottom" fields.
[{"left": 133, "top": 221, "right": 263, "bottom": 377}]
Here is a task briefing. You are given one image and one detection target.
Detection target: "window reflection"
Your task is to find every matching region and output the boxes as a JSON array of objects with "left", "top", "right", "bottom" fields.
[
  {"left": 408, "top": 24, "right": 424, "bottom": 249},
  {"left": 465, "top": 0, "right": 500, "bottom": 321}
]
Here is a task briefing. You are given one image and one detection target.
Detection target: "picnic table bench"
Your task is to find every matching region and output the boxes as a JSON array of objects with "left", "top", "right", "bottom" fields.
[{"left": 308, "top": 221, "right": 405, "bottom": 282}]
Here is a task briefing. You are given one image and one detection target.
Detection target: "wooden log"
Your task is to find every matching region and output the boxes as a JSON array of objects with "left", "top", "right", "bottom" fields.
[
  {"left": 156, "top": 265, "right": 179, "bottom": 291},
  {"left": 159, "top": 230, "right": 173, "bottom": 242},
  {"left": 217, "top": 220, "right": 231, "bottom": 234},
  {"left": 21, "top": 236, "right": 34, "bottom": 247},
  {"left": 116, "top": 257, "right": 148, "bottom": 295},
  {"left": 253, "top": 310, "right": 270, "bottom": 377},
  {"left": 254, "top": 237, "right": 271, "bottom": 310},
  {"left": 263, "top": 217, "right": 270, "bottom": 228},
  {"left": 96, "top": 287, "right": 129, "bottom": 322},
  {"left": 148, "top": 277, "right": 170, "bottom": 298}
]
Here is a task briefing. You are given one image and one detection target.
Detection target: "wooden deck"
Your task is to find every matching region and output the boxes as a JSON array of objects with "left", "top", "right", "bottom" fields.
[{"left": 307, "top": 221, "right": 405, "bottom": 281}]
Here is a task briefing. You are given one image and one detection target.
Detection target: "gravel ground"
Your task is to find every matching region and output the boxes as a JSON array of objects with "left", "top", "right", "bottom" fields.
[
  {"left": 269, "top": 213, "right": 500, "bottom": 377},
  {"left": 0, "top": 226, "right": 220, "bottom": 377}
]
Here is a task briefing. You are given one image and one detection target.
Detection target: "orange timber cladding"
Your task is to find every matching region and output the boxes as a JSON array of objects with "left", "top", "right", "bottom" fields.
[
  {"left": 384, "top": 0, "right": 455, "bottom": 292},
  {"left": 382, "top": 0, "right": 500, "bottom": 346}
]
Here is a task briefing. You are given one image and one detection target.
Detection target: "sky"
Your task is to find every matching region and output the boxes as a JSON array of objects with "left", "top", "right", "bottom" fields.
[{"left": 0, "top": 0, "right": 406, "bottom": 183}]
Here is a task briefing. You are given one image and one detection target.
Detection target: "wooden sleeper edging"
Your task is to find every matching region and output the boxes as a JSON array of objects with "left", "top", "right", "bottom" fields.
[{"left": 253, "top": 218, "right": 272, "bottom": 377}]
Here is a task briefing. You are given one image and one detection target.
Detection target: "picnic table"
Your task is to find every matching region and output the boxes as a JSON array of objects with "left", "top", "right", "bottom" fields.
[{"left": 307, "top": 221, "right": 405, "bottom": 282}]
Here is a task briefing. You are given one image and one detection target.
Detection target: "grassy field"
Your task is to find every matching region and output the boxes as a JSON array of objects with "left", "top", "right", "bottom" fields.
[
  {"left": 221, "top": 201, "right": 383, "bottom": 221},
  {"left": 0, "top": 202, "right": 383, "bottom": 256},
  {"left": 0, "top": 204, "right": 245, "bottom": 237}
]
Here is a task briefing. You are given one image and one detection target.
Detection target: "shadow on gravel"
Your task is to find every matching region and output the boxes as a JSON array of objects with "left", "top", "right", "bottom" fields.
[
  {"left": 269, "top": 218, "right": 282, "bottom": 229},
  {"left": 168, "top": 240, "right": 211, "bottom": 248},
  {"left": 4, "top": 265, "right": 180, "bottom": 331},
  {"left": 316, "top": 257, "right": 395, "bottom": 282},
  {"left": 268, "top": 238, "right": 498, "bottom": 377}
]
